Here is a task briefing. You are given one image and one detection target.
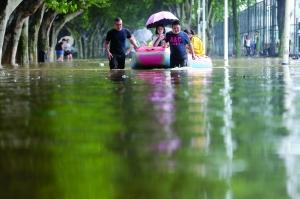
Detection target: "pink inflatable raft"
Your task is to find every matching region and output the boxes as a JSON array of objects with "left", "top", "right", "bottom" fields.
[
  {"left": 131, "top": 46, "right": 212, "bottom": 69},
  {"left": 131, "top": 46, "right": 170, "bottom": 69}
]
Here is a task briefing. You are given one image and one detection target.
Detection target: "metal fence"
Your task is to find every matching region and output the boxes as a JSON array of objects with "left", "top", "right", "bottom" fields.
[{"left": 212, "top": 0, "right": 299, "bottom": 57}]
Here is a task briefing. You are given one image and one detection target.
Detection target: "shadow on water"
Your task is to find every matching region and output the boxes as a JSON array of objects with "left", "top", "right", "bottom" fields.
[{"left": 0, "top": 59, "right": 300, "bottom": 198}]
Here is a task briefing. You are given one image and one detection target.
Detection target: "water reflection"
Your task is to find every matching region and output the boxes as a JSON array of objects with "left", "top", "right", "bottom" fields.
[
  {"left": 1, "top": 60, "right": 299, "bottom": 198},
  {"left": 108, "top": 69, "right": 127, "bottom": 82},
  {"left": 221, "top": 67, "right": 234, "bottom": 199},
  {"left": 279, "top": 66, "right": 300, "bottom": 199},
  {"left": 135, "top": 70, "right": 179, "bottom": 155},
  {"left": 0, "top": 69, "right": 31, "bottom": 148}
]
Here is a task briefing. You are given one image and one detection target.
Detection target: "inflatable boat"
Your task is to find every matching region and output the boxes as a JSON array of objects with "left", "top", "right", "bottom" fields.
[
  {"left": 187, "top": 54, "right": 213, "bottom": 68},
  {"left": 131, "top": 46, "right": 170, "bottom": 69},
  {"left": 131, "top": 46, "right": 212, "bottom": 69}
]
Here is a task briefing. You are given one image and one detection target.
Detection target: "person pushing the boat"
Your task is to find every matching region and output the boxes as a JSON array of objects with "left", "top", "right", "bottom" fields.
[
  {"left": 164, "top": 20, "right": 195, "bottom": 68},
  {"left": 105, "top": 17, "right": 139, "bottom": 69}
]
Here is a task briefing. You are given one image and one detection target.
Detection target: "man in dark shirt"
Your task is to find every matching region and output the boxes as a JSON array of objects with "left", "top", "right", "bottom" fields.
[
  {"left": 164, "top": 20, "right": 195, "bottom": 68},
  {"left": 105, "top": 17, "right": 139, "bottom": 69}
]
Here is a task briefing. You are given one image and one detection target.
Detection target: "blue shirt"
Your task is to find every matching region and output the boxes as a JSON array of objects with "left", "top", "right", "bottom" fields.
[
  {"left": 165, "top": 31, "right": 190, "bottom": 60},
  {"left": 106, "top": 28, "right": 132, "bottom": 55}
]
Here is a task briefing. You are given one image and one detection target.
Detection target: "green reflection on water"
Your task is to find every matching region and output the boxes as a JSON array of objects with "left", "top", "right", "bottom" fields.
[{"left": 0, "top": 59, "right": 299, "bottom": 199}]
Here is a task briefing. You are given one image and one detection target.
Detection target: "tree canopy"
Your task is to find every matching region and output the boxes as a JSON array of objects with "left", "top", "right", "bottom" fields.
[{"left": 44, "top": 0, "right": 110, "bottom": 14}]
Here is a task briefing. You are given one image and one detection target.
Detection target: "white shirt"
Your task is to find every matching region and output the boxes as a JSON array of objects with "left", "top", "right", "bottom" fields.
[
  {"left": 245, "top": 39, "right": 251, "bottom": 47},
  {"left": 63, "top": 42, "right": 72, "bottom": 51}
]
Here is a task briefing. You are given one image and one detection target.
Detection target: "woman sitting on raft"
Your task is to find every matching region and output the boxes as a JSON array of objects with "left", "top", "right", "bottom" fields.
[
  {"left": 152, "top": 25, "right": 166, "bottom": 47},
  {"left": 184, "top": 29, "right": 205, "bottom": 57}
]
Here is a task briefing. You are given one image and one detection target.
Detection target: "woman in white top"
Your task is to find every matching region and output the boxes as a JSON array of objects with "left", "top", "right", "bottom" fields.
[{"left": 152, "top": 25, "right": 166, "bottom": 47}]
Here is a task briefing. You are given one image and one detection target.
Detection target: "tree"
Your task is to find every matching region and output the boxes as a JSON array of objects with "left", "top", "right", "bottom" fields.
[
  {"left": 38, "top": 9, "right": 57, "bottom": 62},
  {"left": 0, "top": 0, "right": 23, "bottom": 68},
  {"left": 232, "top": 0, "right": 241, "bottom": 57},
  {"left": 37, "top": 0, "right": 110, "bottom": 62},
  {"left": 206, "top": 0, "right": 224, "bottom": 55},
  {"left": 67, "top": 0, "right": 161, "bottom": 58},
  {"left": 48, "top": 10, "right": 83, "bottom": 62},
  {"left": 231, "top": 0, "right": 255, "bottom": 57},
  {"left": 165, "top": 0, "right": 196, "bottom": 30},
  {"left": 2, "top": 0, "right": 43, "bottom": 67},
  {"left": 19, "top": 17, "right": 29, "bottom": 66},
  {"left": 277, "top": 0, "right": 285, "bottom": 56},
  {"left": 28, "top": 3, "right": 45, "bottom": 64},
  {"left": 206, "top": 0, "right": 255, "bottom": 56}
]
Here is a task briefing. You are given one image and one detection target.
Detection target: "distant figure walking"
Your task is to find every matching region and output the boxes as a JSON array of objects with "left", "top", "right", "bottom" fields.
[
  {"left": 244, "top": 35, "right": 251, "bottom": 56},
  {"left": 63, "top": 39, "right": 73, "bottom": 61},
  {"left": 55, "top": 39, "right": 64, "bottom": 62},
  {"left": 105, "top": 17, "right": 139, "bottom": 69}
]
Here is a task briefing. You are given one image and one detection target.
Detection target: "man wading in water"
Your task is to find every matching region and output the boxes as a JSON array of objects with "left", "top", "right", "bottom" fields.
[
  {"left": 164, "top": 20, "right": 195, "bottom": 68},
  {"left": 105, "top": 17, "right": 139, "bottom": 69}
]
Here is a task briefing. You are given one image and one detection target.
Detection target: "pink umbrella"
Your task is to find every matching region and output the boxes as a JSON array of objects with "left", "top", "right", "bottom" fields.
[{"left": 146, "top": 11, "right": 179, "bottom": 29}]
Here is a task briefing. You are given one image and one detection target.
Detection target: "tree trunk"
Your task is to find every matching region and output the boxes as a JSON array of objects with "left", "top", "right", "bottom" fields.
[
  {"left": 78, "top": 37, "right": 84, "bottom": 59},
  {"left": 2, "top": 0, "right": 43, "bottom": 66},
  {"left": 9, "top": 17, "right": 25, "bottom": 67},
  {"left": 183, "top": 0, "right": 193, "bottom": 29},
  {"left": 232, "top": 0, "right": 241, "bottom": 57},
  {"left": 94, "top": 32, "right": 102, "bottom": 58},
  {"left": 38, "top": 10, "right": 57, "bottom": 62},
  {"left": 49, "top": 10, "right": 83, "bottom": 62},
  {"left": 74, "top": 36, "right": 82, "bottom": 59},
  {"left": 277, "top": 0, "right": 285, "bottom": 56},
  {"left": 82, "top": 37, "right": 88, "bottom": 59},
  {"left": 20, "top": 17, "right": 29, "bottom": 66},
  {"left": 87, "top": 35, "right": 92, "bottom": 58},
  {"left": 0, "top": 0, "right": 22, "bottom": 68},
  {"left": 98, "top": 28, "right": 107, "bottom": 57},
  {"left": 94, "top": 30, "right": 102, "bottom": 58},
  {"left": 88, "top": 29, "right": 97, "bottom": 58},
  {"left": 206, "top": 0, "right": 215, "bottom": 56},
  {"left": 29, "top": 4, "right": 45, "bottom": 64}
]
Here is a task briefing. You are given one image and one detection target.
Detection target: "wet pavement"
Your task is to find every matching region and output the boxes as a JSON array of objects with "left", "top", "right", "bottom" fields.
[{"left": 0, "top": 58, "right": 299, "bottom": 199}]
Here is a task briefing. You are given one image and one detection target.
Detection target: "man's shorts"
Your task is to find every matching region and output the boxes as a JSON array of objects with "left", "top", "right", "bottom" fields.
[
  {"left": 56, "top": 50, "right": 64, "bottom": 57},
  {"left": 170, "top": 57, "right": 187, "bottom": 68},
  {"left": 109, "top": 53, "right": 126, "bottom": 69}
]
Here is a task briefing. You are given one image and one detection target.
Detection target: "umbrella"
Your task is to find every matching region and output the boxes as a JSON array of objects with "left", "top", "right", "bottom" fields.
[
  {"left": 58, "top": 36, "right": 74, "bottom": 46},
  {"left": 146, "top": 11, "right": 179, "bottom": 29},
  {"left": 133, "top": 28, "right": 153, "bottom": 43}
]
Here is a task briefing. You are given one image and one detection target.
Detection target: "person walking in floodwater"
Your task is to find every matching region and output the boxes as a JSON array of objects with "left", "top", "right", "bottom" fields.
[
  {"left": 105, "top": 17, "right": 139, "bottom": 69},
  {"left": 164, "top": 20, "right": 195, "bottom": 68}
]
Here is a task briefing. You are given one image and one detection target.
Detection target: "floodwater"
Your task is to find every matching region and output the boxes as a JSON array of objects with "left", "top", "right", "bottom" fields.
[{"left": 0, "top": 58, "right": 300, "bottom": 199}]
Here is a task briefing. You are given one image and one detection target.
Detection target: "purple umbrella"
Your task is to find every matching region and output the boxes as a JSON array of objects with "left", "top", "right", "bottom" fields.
[{"left": 146, "top": 11, "right": 179, "bottom": 29}]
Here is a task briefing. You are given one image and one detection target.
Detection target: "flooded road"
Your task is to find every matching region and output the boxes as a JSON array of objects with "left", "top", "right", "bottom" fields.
[{"left": 0, "top": 58, "right": 299, "bottom": 199}]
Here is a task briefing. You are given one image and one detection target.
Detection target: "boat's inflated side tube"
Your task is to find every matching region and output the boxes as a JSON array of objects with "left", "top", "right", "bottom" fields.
[
  {"left": 131, "top": 47, "right": 170, "bottom": 69},
  {"left": 131, "top": 46, "right": 213, "bottom": 69}
]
